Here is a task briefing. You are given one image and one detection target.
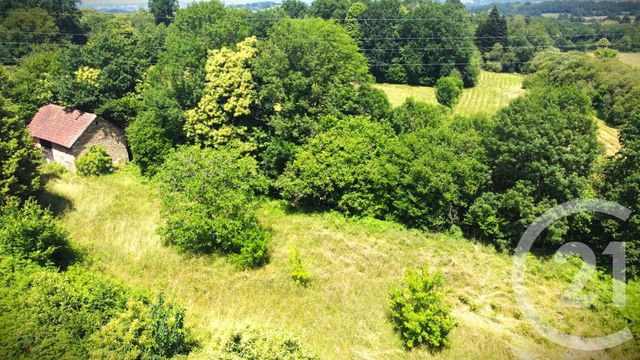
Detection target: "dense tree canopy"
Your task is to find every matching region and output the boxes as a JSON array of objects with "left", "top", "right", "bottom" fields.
[
  {"left": 0, "top": 96, "right": 41, "bottom": 203},
  {"left": 527, "top": 49, "right": 640, "bottom": 126},
  {"left": 148, "top": 0, "right": 178, "bottom": 25},
  {"left": 475, "top": 6, "right": 508, "bottom": 53},
  {"left": 185, "top": 37, "right": 258, "bottom": 149},
  {"left": 252, "top": 18, "right": 371, "bottom": 146},
  {"left": 486, "top": 86, "right": 599, "bottom": 202},
  {"left": 359, "top": 0, "right": 480, "bottom": 86},
  {"left": 278, "top": 116, "right": 400, "bottom": 217},
  {"left": 465, "top": 86, "right": 600, "bottom": 250}
]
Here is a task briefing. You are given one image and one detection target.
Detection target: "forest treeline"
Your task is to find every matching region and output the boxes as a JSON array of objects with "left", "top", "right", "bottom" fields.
[
  {"left": 471, "top": 1, "right": 640, "bottom": 17},
  {"left": 2, "top": 0, "right": 640, "bottom": 357}
]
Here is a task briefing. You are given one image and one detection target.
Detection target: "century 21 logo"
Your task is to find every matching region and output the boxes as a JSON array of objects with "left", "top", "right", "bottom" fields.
[{"left": 512, "top": 199, "right": 633, "bottom": 351}]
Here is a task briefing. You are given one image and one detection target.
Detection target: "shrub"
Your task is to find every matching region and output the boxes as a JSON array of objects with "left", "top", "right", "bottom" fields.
[
  {"left": 0, "top": 260, "right": 129, "bottom": 358},
  {"left": 463, "top": 182, "right": 567, "bottom": 251},
  {"left": 277, "top": 116, "right": 400, "bottom": 218},
  {"left": 0, "top": 198, "right": 73, "bottom": 267},
  {"left": 0, "top": 258, "right": 195, "bottom": 359},
  {"left": 90, "top": 295, "right": 193, "bottom": 359},
  {"left": 388, "top": 267, "right": 456, "bottom": 350},
  {"left": 594, "top": 47, "right": 618, "bottom": 59},
  {"left": 289, "top": 248, "right": 310, "bottom": 286},
  {"left": 389, "top": 98, "right": 447, "bottom": 134},
  {"left": 219, "top": 326, "right": 318, "bottom": 359},
  {"left": 75, "top": 145, "right": 112, "bottom": 176},
  {"left": 435, "top": 76, "right": 463, "bottom": 108},
  {"left": 156, "top": 146, "right": 269, "bottom": 268},
  {"left": 390, "top": 119, "right": 490, "bottom": 230}
]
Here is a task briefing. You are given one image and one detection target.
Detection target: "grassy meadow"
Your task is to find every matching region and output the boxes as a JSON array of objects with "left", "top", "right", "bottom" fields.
[
  {"left": 619, "top": 53, "right": 640, "bottom": 69},
  {"left": 375, "top": 71, "right": 622, "bottom": 155},
  {"left": 41, "top": 167, "right": 639, "bottom": 359},
  {"left": 374, "top": 71, "right": 525, "bottom": 116}
]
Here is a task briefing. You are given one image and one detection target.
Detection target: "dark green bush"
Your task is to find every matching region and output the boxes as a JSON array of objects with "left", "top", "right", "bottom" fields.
[
  {"left": 463, "top": 182, "right": 567, "bottom": 251},
  {"left": 389, "top": 98, "right": 447, "bottom": 134},
  {"left": 0, "top": 259, "right": 129, "bottom": 358},
  {"left": 389, "top": 267, "right": 456, "bottom": 350},
  {"left": 157, "top": 146, "right": 270, "bottom": 268},
  {"left": 0, "top": 198, "right": 73, "bottom": 267},
  {"left": 391, "top": 119, "right": 490, "bottom": 230},
  {"left": 485, "top": 86, "right": 599, "bottom": 203},
  {"left": 75, "top": 145, "right": 112, "bottom": 176},
  {"left": 277, "top": 115, "right": 400, "bottom": 218}
]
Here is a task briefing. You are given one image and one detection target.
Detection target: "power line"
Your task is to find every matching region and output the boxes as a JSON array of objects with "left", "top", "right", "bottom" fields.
[
  {"left": 360, "top": 44, "right": 607, "bottom": 51},
  {"left": 369, "top": 60, "right": 532, "bottom": 66},
  {"left": 3, "top": 30, "right": 635, "bottom": 41}
]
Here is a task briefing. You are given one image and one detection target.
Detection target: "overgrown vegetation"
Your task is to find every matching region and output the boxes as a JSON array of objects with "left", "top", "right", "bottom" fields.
[
  {"left": 0, "top": 198, "right": 73, "bottom": 267},
  {"left": 0, "top": 256, "right": 194, "bottom": 359},
  {"left": 2, "top": 0, "right": 640, "bottom": 357}
]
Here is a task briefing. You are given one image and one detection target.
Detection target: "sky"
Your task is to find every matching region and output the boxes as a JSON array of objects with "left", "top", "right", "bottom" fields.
[{"left": 80, "top": 0, "right": 281, "bottom": 6}]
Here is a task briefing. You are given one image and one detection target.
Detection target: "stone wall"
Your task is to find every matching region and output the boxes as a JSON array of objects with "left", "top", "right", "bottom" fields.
[{"left": 71, "top": 118, "right": 129, "bottom": 166}]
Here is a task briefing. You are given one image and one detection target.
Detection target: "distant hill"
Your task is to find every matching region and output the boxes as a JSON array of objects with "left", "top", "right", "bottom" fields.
[{"left": 468, "top": 0, "right": 640, "bottom": 16}]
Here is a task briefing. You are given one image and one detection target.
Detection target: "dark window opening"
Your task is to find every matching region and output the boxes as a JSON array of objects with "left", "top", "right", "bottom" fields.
[{"left": 40, "top": 139, "right": 52, "bottom": 150}]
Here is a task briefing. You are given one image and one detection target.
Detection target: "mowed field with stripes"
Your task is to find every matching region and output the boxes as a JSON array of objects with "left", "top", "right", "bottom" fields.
[
  {"left": 375, "top": 71, "right": 525, "bottom": 116},
  {"left": 375, "top": 71, "right": 622, "bottom": 154}
]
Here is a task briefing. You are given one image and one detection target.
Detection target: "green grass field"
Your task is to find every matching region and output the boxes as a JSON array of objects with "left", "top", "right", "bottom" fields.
[
  {"left": 374, "top": 71, "right": 525, "bottom": 116},
  {"left": 41, "top": 167, "right": 639, "bottom": 359},
  {"left": 597, "top": 119, "right": 621, "bottom": 155},
  {"left": 619, "top": 53, "right": 640, "bottom": 69},
  {"left": 376, "top": 71, "right": 622, "bottom": 155}
]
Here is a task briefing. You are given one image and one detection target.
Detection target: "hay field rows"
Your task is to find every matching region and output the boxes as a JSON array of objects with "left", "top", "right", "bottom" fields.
[{"left": 374, "top": 71, "right": 525, "bottom": 116}]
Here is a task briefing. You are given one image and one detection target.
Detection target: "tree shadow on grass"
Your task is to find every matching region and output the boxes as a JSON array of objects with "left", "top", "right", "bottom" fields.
[{"left": 38, "top": 172, "right": 74, "bottom": 217}]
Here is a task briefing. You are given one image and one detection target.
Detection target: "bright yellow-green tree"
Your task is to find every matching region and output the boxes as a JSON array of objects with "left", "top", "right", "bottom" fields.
[{"left": 185, "top": 36, "right": 257, "bottom": 149}]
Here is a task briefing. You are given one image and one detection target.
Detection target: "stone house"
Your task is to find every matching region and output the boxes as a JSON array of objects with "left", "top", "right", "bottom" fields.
[{"left": 28, "top": 104, "right": 129, "bottom": 172}]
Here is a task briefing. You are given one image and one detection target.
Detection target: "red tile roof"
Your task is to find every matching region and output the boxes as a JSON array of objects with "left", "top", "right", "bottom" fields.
[{"left": 28, "top": 104, "right": 97, "bottom": 148}]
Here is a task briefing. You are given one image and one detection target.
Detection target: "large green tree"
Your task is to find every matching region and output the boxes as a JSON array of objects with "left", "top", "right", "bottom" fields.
[
  {"left": 465, "top": 86, "right": 601, "bottom": 250},
  {"left": 281, "top": 0, "right": 308, "bottom": 18},
  {"left": 148, "top": 0, "right": 178, "bottom": 25},
  {"left": 486, "top": 86, "right": 599, "bottom": 202},
  {"left": 0, "top": 8, "right": 58, "bottom": 61},
  {"left": 0, "top": 95, "right": 41, "bottom": 203},
  {"left": 157, "top": 146, "right": 269, "bottom": 268},
  {"left": 252, "top": 18, "right": 371, "bottom": 146},
  {"left": 600, "top": 102, "right": 640, "bottom": 276},
  {"left": 127, "top": 1, "right": 251, "bottom": 175},
  {"left": 397, "top": 0, "right": 480, "bottom": 86},
  {"left": 392, "top": 117, "right": 490, "bottom": 230},
  {"left": 185, "top": 37, "right": 258, "bottom": 149},
  {"left": 358, "top": 0, "right": 404, "bottom": 83},
  {"left": 475, "top": 6, "right": 508, "bottom": 53},
  {"left": 278, "top": 116, "right": 400, "bottom": 217},
  {"left": 53, "top": 17, "right": 164, "bottom": 127}
]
